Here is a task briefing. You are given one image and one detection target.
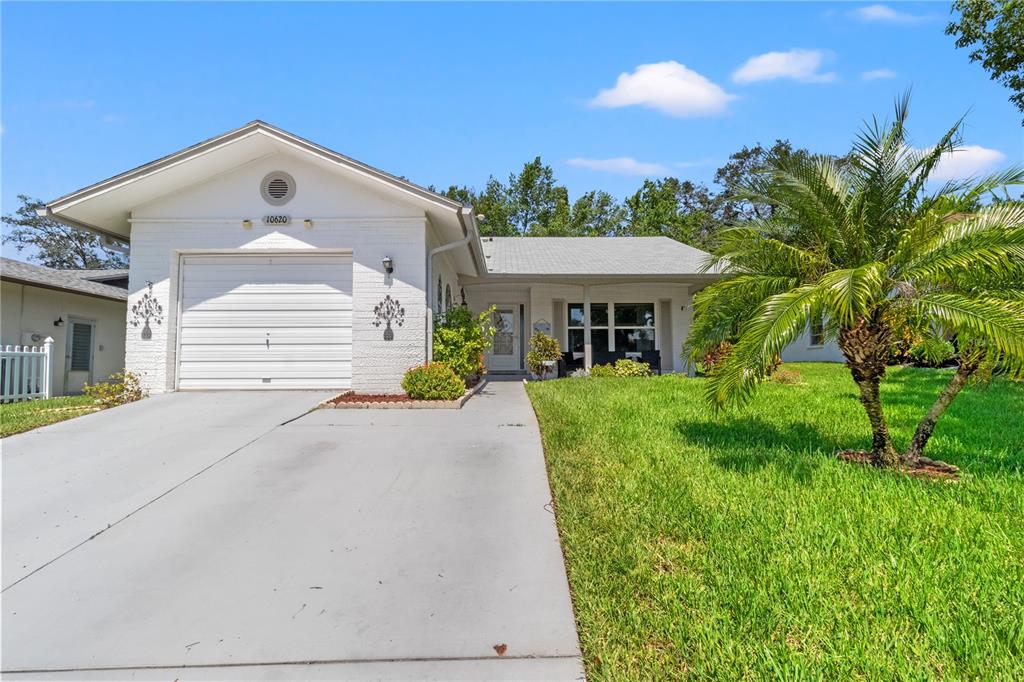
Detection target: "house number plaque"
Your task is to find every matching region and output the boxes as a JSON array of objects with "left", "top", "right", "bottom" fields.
[{"left": 262, "top": 215, "right": 291, "bottom": 225}]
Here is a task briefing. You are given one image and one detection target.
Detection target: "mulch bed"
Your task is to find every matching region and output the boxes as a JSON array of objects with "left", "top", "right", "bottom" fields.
[
  {"left": 837, "top": 450, "right": 961, "bottom": 481},
  {"left": 324, "top": 392, "right": 414, "bottom": 405}
]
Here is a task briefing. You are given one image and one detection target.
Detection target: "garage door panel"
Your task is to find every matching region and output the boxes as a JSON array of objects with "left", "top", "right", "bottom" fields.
[{"left": 178, "top": 254, "right": 353, "bottom": 390}]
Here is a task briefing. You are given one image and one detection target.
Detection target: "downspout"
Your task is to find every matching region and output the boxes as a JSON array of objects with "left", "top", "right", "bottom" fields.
[{"left": 425, "top": 208, "right": 477, "bottom": 362}]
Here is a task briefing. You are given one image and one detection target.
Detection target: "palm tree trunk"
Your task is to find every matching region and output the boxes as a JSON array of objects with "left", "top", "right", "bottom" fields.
[
  {"left": 854, "top": 376, "right": 900, "bottom": 468},
  {"left": 905, "top": 361, "right": 976, "bottom": 462},
  {"left": 838, "top": 318, "right": 899, "bottom": 468}
]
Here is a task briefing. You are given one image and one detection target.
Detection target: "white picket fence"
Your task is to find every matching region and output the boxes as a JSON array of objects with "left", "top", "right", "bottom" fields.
[{"left": 1, "top": 338, "right": 54, "bottom": 403}]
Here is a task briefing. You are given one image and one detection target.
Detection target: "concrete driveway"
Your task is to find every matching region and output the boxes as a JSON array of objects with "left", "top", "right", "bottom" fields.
[{"left": 1, "top": 382, "right": 583, "bottom": 680}]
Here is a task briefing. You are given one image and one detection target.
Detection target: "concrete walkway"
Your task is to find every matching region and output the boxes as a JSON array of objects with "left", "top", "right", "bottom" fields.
[{"left": 1, "top": 382, "right": 583, "bottom": 680}]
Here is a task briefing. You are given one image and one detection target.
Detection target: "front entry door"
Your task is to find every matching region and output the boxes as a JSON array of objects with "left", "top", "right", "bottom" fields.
[
  {"left": 486, "top": 305, "right": 521, "bottom": 372},
  {"left": 64, "top": 319, "right": 95, "bottom": 395}
]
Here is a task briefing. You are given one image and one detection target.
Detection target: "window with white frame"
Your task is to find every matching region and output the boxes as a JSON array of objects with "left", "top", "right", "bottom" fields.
[
  {"left": 567, "top": 303, "right": 609, "bottom": 353},
  {"left": 614, "top": 303, "right": 656, "bottom": 352},
  {"left": 809, "top": 314, "right": 825, "bottom": 346}
]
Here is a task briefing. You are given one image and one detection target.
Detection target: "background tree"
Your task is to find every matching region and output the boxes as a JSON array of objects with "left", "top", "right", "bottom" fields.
[
  {"left": 624, "top": 178, "right": 719, "bottom": 248},
  {"left": 2, "top": 195, "right": 127, "bottom": 269},
  {"left": 947, "top": 0, "right": 1024, "bottom": 119},
  {"left": 685, "top": 95, "right": 1024, "bottom": 470}
]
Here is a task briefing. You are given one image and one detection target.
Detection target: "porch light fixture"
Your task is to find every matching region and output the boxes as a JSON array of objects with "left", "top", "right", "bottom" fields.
[
  {"left": 242, "top": 219, "right": 253, "bottom": 230},
  {"left": 53, "top": 317, "right": 64, "bottom": 327},
  {"left": 382, "top": 256, "right": 394, "bottom": 275},
  {"left": 303, "top": 219, "right": 313, "bottom": 229}
]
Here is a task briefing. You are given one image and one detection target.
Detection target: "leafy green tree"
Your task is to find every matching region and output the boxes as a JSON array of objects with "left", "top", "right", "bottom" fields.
[
  {"left": 2, "top": 195, "right": 127, "bottom": 269},
  {"left": 508, "top": 157, "right": 561, "bottom": 234},
  {"left": 540, "top": 189, "right": 626, "bottom": 236},
  {"left": 947, "top": 0, "right": 1024, "bottom": 119},
  {"left": 685, "top": 95, "right": 1024, "bottom": 469},
  {"left": 624, "top": 178, "right": 719, "bottom": 248}
]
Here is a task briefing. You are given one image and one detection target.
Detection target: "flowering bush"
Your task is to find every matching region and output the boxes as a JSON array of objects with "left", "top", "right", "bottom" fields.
[
  {"left": 401, "top": 363, "right": 465, "bottom": 400},
  {"left": 590, "top": 359, "right": 653, "bottom": 378}
]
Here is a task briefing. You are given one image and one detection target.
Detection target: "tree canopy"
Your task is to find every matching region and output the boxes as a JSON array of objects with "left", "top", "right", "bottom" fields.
[
  {"left": 947, "top": 0, "right": 1024, "bottom": 119},
  {"left": 2, "top": 195, "right": 127, "bottom": 269}
]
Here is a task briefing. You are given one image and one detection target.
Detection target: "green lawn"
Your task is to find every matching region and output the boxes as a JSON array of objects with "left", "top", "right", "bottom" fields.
[
  {"left": 0, "top": 395, "right": 99, "bottom": 438},
  {"left": 526, "top": 363, "right": 1024, "bottom": 680}
]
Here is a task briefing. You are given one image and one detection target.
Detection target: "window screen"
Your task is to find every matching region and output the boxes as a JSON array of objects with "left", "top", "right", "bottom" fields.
[{"left": 70, "top": 323, "right": 93, "bottom": 372}]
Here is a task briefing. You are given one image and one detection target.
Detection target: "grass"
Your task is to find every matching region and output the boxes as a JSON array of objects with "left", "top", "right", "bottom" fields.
[
  {"left": 0, "top": 394, "right": 99, "bottom": 438},
  {"left": 526, "top": 363, "right": 1024, "bottom": 680}
]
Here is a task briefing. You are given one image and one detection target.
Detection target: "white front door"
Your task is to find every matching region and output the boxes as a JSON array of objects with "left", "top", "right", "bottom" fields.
[{"left": 486, "top": 305, "right": 521, "bottom": 372}]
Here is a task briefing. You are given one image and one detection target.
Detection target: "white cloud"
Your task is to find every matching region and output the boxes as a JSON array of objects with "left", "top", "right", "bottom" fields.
[
  {"left": 862, "top": 68, "right": 897, "bottom": 80},
  {"left": 852, "top": 4, "right": 930, "bottom": 23},
  {"left": 674, "top": 158, "right": 720, "bottom": 169},
  {"left": 928, "top": 145, "right": 1006, "bottom": 181},
  {"left": 567, "top": 157, "right": 669, "bottom": 176},
  {"left": 589, "top": 61, "right": 736, "bottom": 118},
  {"left": 732, "top": 49, "right": 836, "bottom": 84}
]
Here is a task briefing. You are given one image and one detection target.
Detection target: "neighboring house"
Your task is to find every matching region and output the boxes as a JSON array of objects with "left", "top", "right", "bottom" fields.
[
  {"left": 0, "top": 258, "right": 128, "bottom": 395},
  {"left": 781, "top": 319, "right": 845, "bottom": 363},
  {"left": 39, "top": 121, "right": 722, "bottom": 394}
]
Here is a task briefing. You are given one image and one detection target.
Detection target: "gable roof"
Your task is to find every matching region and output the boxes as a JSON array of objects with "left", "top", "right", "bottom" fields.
[
  {"left": 480, "top": 236, "right": 718, "bottom": 277},
  {"left": 0, "top": 258, "right": 129, "bottom": 301},
  {"left": 40, "top": 120, "right": 484, "bottom": 275}
]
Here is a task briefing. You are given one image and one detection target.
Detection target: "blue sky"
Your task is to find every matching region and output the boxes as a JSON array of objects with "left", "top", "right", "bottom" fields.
[{"left": 2, "top": 1, "right": 1022, "bottom": 259}]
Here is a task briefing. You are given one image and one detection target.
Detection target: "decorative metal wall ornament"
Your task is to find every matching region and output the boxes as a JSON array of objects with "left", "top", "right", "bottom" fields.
[
  {"left": 130, "top": 282, "right": 164, "bottom": 340},
  {"left": 373, "top": 295, "right": 405, "bottom": 341}
]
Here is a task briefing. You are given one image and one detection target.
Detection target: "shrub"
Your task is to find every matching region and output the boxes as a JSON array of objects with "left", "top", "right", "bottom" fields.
[
  {"left": 589, "top": 363, "right": 616, "bottom": 377},
  {"left": 526, "top": 332, "right": 562, "bottom": 379},
  {"left": 83, "top": 370, "right": 144, "bottom": 408},
  {"left": 433, "top": 306, "right": 496, "bottom": 379},
  {"left": 589, "top": 359, "right": 653, "bottom": 378},
  {"left": 612, "top": 358, "right": 652, "bottom": 377},
  {"left": 401, "top": 363, "right": 465, "bottom": 400},
  {"left": 770, "top": 367, "right": 803, "bottom": 385},
  {"left": 908, "top": 337, "right": 956, "bottom": 367},
  {"left": 698, "top": 341, "right": 732, "bottom": 374}
]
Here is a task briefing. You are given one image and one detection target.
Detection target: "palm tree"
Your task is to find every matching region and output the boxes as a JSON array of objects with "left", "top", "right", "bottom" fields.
[{"left": 685, "top": 95, "right": 1024, "bottom": 469}]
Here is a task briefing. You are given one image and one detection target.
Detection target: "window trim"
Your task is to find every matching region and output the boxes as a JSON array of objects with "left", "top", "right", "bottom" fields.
[
  {"left": 566, "top": 301, "right": 657, "bottom": 354},
  {"left": 808, "top": 315, "right": 825, "bottom": 347}
]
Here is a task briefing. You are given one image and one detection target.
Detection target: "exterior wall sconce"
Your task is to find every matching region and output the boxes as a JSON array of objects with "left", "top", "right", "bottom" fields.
[
  {"left": 303, "top": 219, "right": 313, "bottom": 229},
  {"left": 382, "top": 256, "right": 394, "bottom": 275},
  {"left": 54, "top": 316, "right": 64, "bottom": 327},
  {"left": 242, "top": 219, "right": 253, "bottom": 230}
]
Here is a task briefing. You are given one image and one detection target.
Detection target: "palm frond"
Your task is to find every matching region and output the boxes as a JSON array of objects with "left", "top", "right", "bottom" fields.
[
  {"left": 705, "top": 285, "right": 823, "bottom": 409},
  {"left": 685, "top": 274, "right": 800, "bottom": 362},
  {"left": 916, "top": 293, "right": 1024, "bottom": 362},
  {"left": 817, "top": 262, "right": 889, "bottom": 326},
  {"left": 711, "top": 226, "right": 826, "bottom": 278}
]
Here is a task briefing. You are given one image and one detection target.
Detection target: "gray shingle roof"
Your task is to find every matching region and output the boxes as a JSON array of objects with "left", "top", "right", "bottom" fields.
[
  {"left": 480, "top": 237, "right": 717, "bottom": 276},
  {"left": 0, "top": 258, "right": 129, "bottom": 301}
]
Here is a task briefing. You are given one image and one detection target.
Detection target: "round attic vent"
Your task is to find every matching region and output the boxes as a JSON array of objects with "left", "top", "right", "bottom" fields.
[{"left": 260, "top": 171, "right": 296, "bottom": 206}]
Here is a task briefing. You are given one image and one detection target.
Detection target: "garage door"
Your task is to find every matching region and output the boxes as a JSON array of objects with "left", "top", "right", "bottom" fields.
[{"left": 177, "top": 254, "right": 352, "bottom": 390}]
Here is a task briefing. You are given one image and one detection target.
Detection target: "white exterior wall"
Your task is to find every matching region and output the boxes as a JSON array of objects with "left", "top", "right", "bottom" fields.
[
  {"left": 463, "top": 281, "right": 693, "bottom": 373},
  {"left": 0, "top": 281, "right": 126, "bottom": 396},
  {"left": 781, "top": 325, "right": 845, "bottom": 363},
  {"left": 126, "top": 153, "right": 428, "bottom": 394}
]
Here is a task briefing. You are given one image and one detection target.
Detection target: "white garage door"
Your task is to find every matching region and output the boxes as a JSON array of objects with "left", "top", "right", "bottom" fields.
[{"left": 178, "top": 254, "right": 352, "bottom": 390}]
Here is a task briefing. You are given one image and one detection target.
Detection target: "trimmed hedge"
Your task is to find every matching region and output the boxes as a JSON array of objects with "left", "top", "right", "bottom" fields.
[{"left": 401, "top": 362, "right": 465, "bottom": 400}]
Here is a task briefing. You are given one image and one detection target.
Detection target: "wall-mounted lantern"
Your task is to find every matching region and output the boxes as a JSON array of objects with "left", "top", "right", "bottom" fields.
[
  {"left": 242, "top": 219, "right": 253, "bottom": 230},
  {"left": 303, "top": 219, "right": 313, "bottom": 230},
  {"left": 53, "top": 316, "right": 64, "bottom": 328},
  {"left": 382, "top": 256, "right": 394, "bottom": 275}
]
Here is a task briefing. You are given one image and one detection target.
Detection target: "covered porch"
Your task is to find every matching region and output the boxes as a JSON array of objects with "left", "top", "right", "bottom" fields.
[{"left": 461, "top": 279, "right": 699, "bottom": 375}]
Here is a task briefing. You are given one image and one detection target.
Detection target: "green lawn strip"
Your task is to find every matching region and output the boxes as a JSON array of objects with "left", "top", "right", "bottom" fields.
[
  {"left": 0, "top": 395, "right": 100, "bottom": 438},
  {"left": 527, "top": 363, "right": 1024, "bottom": 680}
]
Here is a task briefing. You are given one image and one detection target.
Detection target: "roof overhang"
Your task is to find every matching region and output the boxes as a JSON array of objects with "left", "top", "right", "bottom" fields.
[
  {"left": 42, "top": 121, "right": 484, "bottom": 274},
  {"left": 459, "top": 273, "right": 721, "bottom": 286},
  {"left": 0, "top": 274, "right": 128, "bottom": 302}
]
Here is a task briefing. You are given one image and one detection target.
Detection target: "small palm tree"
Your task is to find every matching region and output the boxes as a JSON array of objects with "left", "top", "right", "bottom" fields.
[{"left": 685, "top": 95, "right": 1024, "bottom": 469}]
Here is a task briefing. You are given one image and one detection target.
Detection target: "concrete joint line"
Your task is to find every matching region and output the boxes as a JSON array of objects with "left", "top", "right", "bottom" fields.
[{"left": 2, "top": 653, "right": 582, "bottom": 675}]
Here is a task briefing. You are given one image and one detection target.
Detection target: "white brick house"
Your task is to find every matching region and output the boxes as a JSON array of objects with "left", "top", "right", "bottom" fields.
[{"left": 42, "top": 121, "right": 735, "bottom": 394}]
